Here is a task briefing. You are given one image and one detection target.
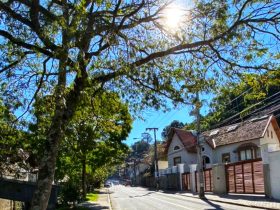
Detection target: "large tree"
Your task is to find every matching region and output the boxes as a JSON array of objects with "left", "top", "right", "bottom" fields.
[
  {"left": 1, "top": 0, "right": 280, "bottom": 209},
  {"left": 60, "top": 90, "right": 132, "bottom": 199},
  {"left": 29, "top": 90, "right": 132, "bottom": 199}
]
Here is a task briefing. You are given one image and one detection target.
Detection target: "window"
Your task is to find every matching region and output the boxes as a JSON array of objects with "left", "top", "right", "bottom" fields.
[
  {"left": 174, "top": 145, "right": 180, "bottom": 151},
  {"left": 210, "top": 130, "right": 219, "bottom": 136},
  {"left": 173, "top": 156, "right": 181, "bottom": 166},
  {"left": 222, "top": 153, "right": 231, "bottom": 163},
  {"left": 239, "top": 149, "right": 255, "bottom": 161},
  {"left": 202, "top": 156, "right": 210, "bottom": 169},
  {"left": 202, "top": 156, "right": 210, "bottom": 164},
  {"left": 201, "top": 146, "right": 205, "bottom": 152},
  {"left": 271, "top": 131, "right": 273, "bottom": 138},
  {"left": 227, "top": 125, "right": 238, "bottom": 132},
  {"left": 237, "top": 143, "right": 259, "bottom": 161}
]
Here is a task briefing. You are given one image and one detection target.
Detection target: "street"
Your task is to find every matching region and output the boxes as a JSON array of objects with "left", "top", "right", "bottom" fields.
[{"left": 109, "top": 186, "right": 260, "bottom": 210}]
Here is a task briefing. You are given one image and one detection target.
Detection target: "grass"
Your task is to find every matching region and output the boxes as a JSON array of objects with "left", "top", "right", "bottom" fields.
[{"left": 86, "top": 192, "right": 99, "bottom": 202}]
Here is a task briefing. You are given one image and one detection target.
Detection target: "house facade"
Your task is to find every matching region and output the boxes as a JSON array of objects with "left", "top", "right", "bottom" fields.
[
  {"left": 165, "top": 115, "right": 280, "bottom": 172},
  {"left": 154, "top": 115, "right": 280, "bottom": 200},
  {"left": 166, "top": 129, "right": 196, "bottom": 168}
]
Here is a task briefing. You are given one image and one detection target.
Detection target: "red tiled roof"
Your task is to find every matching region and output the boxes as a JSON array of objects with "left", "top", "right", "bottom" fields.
[{"left": 165, "top": 128, "right": 197, "bottom": 153}]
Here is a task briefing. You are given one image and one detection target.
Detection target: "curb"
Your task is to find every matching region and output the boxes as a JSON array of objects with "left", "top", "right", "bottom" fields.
[
  {"left": 107, "top": 188, "right": 112, "bottom": 210},
  {"left": 176, "top": 193, "right": 279, "bottom": 210}
]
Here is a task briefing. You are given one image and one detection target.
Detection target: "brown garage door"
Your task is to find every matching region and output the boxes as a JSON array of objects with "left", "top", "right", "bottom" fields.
[{"left": 225, "top": 158, "right": 264, "bottom": 194}]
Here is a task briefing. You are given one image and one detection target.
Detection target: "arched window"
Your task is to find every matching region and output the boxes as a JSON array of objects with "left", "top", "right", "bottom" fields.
[
  {"left": 174, "top": 145, "right": 180, "bottom": 151},
  {"left": 203, "top": 155, "right": 210, "bottom": 164},
  {"left": 236, "top": 143, "right": 259, "bottom": 161},
  {"left": 202, "top": 155, "right": 211, "bottom": 168}
]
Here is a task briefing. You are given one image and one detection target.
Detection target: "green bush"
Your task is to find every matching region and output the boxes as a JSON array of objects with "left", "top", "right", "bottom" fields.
[{"left": 59, "top": 181, "right": 81, "bottom": 206}]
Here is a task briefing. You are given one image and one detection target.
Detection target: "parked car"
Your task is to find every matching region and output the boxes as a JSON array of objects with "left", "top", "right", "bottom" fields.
[{"left": 104, "top": 181, "right": 112, "bottom": 188}]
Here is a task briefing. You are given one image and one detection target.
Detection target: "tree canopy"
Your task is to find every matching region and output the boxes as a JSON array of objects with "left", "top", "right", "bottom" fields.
[
  {"left": 28, "top": 90, "right": 132, "bottom": 201},
  {"left": 1, "top": 0, "right": 280, "bottom": 208},
  {"left": 185, "top": 72, "right": 280, "bottom": 131}
]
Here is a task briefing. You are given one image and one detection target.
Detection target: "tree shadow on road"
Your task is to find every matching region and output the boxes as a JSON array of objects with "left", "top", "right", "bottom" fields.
[
  {"left": 79, "top": 201, "right": 110, "bottom": 210},
  {"left": 201, "top": 198, "right": 225, "bottom": 210},
  {"left": 129, "top": 191, "right": 156, "bottom": 198}
]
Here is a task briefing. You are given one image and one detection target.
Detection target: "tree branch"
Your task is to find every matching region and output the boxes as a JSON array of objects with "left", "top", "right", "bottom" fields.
[
  {"left": 0, "top": 30, "right": 54, "bottom": 57},
  {"left": 0, "top": 51, "right": 34, "bottom": 74},
  {"left": 14, "top": 57, "right": 51, "bottom": 121}
]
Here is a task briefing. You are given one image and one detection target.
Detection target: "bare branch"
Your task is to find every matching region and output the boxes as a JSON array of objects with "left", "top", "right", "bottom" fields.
[{"left": 14, "top": 57, "right": 51, "bottom": 121}]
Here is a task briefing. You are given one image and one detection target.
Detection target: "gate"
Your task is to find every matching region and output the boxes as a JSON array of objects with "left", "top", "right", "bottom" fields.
[
  {"left": 182, "top": 172, "right": 191, "bottom": 191},
  {"left": 195, "top": 168, "right": 213, "bottom": 192},
  {"left": 225, "top": 158, "right": 264, "bottom": 194},
  {"left": 167, "top": 174, "right": 180, "bottom": 190}
]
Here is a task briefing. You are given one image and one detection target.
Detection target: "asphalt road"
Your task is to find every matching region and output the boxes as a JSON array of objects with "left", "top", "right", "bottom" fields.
[{"left": 109, "top": 185, "right": 259, "bottom": 210}]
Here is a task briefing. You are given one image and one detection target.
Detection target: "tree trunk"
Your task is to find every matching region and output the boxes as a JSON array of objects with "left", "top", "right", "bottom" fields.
[
  {"left": 30, "top": 105, "right": 66, "bottom": 210},
  {"left": 82, "top": 156, "right": 87, "bottom": 200},
  {"left": 30, "top": 74, "right": 89, "bottom": 209},
  {"left": 30, "top": 45, "right": 69, "bottom": 209}
]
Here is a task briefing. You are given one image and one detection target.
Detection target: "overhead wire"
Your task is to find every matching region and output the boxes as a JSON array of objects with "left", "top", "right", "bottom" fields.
[{"left": 211, "top": 90, "right": 280, "bottom": 129}]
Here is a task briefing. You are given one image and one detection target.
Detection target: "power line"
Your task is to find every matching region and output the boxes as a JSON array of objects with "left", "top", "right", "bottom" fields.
[{"left": 211, "top": 90, "right": 280, "bottom": 128}]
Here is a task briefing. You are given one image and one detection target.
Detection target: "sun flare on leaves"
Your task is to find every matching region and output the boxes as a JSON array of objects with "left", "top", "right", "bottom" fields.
[{"left": 160, "top": 4, "right": 190, "bottom": 34}]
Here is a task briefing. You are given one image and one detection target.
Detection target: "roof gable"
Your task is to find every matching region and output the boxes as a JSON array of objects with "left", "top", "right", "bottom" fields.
[{"left": 165, "top": 128, "right": 197, "bottom": 153}]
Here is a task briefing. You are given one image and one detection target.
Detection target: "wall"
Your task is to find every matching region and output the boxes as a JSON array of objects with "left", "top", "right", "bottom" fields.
[
  {"left": 212, "top": 164, "right": 227, "bottom": 194},
  {"left": 260, "top": 122, "right": 280, "bottom": 149},
  {"left": 0, "top": 178, "right": 59, "bottom": 210},
  {"left": 201, "top": 142, "right": 213, "bottom": 166},
  {"left": 268, "top": 150, "right": 280, "bottom": 200},
  {"left": 158, "top": 161, "right": 168, "bottom": 170},
  {"left": 167, "top": 133, "right": 196, "bottom": 169},
  {"left": 212, "top": 139, "right": 260, "bottom": 164}
]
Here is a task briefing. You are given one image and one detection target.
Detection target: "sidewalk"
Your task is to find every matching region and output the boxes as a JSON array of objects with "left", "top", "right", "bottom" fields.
[
  {"left": 79, "top": 188, "right": 111, "bottom": 210},
  {"left": 173, "top": 191, "right": 280, "bottom": 210}
]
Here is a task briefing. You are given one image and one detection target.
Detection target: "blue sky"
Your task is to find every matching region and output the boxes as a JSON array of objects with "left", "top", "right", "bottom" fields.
[{"left": 125, "top": 100, "right": 211, "bottom": 146}]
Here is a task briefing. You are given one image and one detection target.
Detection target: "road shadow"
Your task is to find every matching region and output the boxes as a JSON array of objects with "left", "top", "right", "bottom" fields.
[
  {"left": 129, "top": 191, "right": 155, "bottom": 198},
  {"left": 200, "top": 198, "right": 225, "bottom": 210},
  {"left": 217, "top": 193, "right": 267, "bottom": 200},
  {"left": 79, "top": 201, "right": 110, "bottom": 210}
]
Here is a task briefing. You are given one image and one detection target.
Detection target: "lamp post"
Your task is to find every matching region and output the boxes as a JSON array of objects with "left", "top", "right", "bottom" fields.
[{"left": 146, "top": 127, "right": 159, "bottom": 190}]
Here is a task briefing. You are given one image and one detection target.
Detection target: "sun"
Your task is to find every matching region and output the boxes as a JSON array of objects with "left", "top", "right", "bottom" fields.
[{"left": 161, "top": 4, "right": 188, "bottom": 31}]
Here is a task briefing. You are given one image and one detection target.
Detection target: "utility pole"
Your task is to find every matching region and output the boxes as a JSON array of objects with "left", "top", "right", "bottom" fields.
[
  {"left": 195, "top": 92, "right": 205, "bottom": 199},
  {"left": 146, "top": 127, "right": 159, "bottom": 190},
  {"left": 133, "top": 158, "right": 136, "bottom": 186}
]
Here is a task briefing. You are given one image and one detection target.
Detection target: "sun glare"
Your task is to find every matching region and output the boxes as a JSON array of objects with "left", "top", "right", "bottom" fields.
[{"left": 160, "top": 3, "right": 190, "bottom": 34}]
